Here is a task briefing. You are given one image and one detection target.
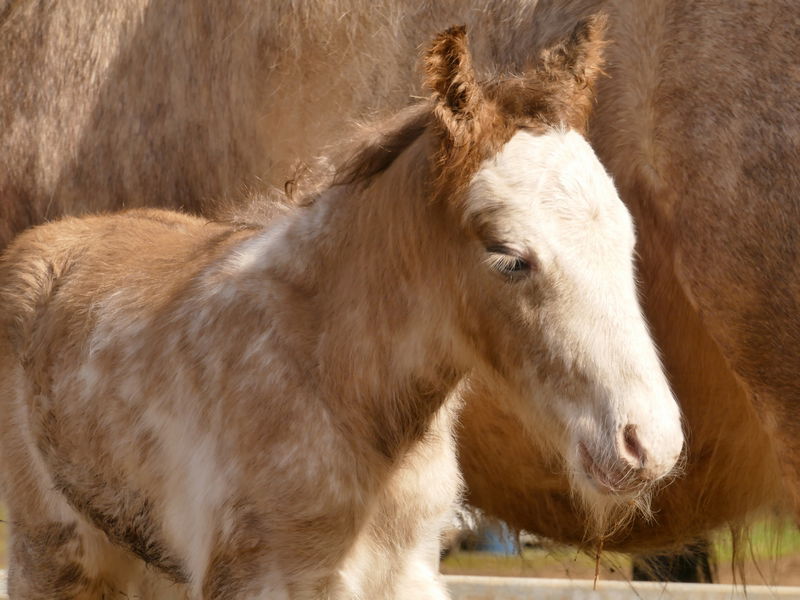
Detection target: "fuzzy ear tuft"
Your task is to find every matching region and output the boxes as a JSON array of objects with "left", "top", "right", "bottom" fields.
[
  {"left": 424, "top": 25, "right": 484, "bottom": 134},
  {"left": 540, "top": 13, "right": 608, "bottom": 88},
  {"left": 535, "top": 13, "right": 608, "bottom": 131}
]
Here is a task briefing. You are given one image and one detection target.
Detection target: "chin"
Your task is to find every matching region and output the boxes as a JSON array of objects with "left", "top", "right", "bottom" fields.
[{"left": 568, "top": 462, "right": 655, "bottom": 539}]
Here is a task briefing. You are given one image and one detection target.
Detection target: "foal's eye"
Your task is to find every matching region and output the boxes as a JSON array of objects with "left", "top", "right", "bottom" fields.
[{"left": 485, "top": 245, "right": 531, "bottom": 280}]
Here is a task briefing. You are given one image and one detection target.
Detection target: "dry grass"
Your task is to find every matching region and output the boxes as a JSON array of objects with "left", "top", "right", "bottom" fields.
[
  {"left": 442, "top": 520, "right": 800, "bottom": 587},
  {"left": 441, "top": 547, "right": 631, "bottom": 581}
]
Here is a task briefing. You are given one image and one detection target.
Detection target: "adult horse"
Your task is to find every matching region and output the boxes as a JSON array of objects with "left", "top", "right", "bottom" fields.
[
  {"left": 0, "top": 1, "right": 796, "bottom": 550},
  {"left": 0, "top": 22, "right": 683, "bottom": 598}
]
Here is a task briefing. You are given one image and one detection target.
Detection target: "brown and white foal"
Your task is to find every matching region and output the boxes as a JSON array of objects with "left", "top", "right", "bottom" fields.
[{"left": 0, "top": 19, "right": 682, "bottom": 599}]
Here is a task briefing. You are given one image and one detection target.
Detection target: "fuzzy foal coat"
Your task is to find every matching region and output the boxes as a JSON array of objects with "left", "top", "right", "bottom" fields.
[
  {"left": 0, "top": 19, "right": 651, "bottom": 596},
  {"left": 0, "top": 203, "right": 461, "bottom": 598},
  {"left": 1, "top": 0, "right": 798, "bottom": 553}
]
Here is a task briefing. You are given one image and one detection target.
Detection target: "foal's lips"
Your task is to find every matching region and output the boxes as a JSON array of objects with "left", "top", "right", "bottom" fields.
[{"left": 578, "top": 442, "right": 629, "bottom": 495}]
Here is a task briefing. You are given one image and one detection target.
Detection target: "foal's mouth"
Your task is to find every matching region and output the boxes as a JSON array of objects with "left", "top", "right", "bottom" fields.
[{"left": 578, "top": 442, "right": 644, "bottom": 496}]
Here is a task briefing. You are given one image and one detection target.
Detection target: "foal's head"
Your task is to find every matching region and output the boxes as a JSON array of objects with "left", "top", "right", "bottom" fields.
[{"left": 422, "top": 18, "right": 683, "bottom": 522}]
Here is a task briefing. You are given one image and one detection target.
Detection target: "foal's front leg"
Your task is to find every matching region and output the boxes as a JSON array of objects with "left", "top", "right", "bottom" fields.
[
  {"left": 7, "top": 519, "right": 101, "bottom": 600},
  {"left": 391, "top": 532, "right": 450, "bottom": 600},
  {"left": 201, "top": 562, "right": 291, "bottom": 600},
  {"left": 7, "top": 516, "right": 190, "bottom": 600}
]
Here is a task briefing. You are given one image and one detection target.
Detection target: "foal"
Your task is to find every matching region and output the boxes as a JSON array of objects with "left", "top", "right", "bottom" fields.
[{"left": 0, "top": 19, "right": 682, "bottom": 599}]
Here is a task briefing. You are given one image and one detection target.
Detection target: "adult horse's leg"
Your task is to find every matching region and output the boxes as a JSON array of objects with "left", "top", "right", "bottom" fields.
[{"left": 632, "top": 539, "right": 715, "bottom": 583}]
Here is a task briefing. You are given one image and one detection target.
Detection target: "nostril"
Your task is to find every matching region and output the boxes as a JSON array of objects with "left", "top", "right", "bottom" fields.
[{"left": 621, "top": 424, "right": 647, "bottom": 469}]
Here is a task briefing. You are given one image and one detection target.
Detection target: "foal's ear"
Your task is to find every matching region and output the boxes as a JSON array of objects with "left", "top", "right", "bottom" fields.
[
  {"left": 540, "top": 13, "right": 607, "bottom": 88},
  {"left": 424, "top": 25, "right": 484, "bottom": 141},
  {"left": 538, "top": 13, "right": 608, "bottom": 129}
]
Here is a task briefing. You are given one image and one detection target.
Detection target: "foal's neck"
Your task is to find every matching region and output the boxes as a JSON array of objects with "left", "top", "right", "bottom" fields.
[{"left": 296, "top": 134, "right": 468, "bottom": 460}]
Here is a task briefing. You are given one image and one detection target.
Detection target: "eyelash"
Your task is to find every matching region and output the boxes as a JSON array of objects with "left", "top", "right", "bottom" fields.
[{"left": 485, "top": 245, "right": 531, "bottom": 279}]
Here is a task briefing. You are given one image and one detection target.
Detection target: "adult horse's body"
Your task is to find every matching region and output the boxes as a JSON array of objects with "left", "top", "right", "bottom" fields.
[
  {"left": 0, "top": 1, "right": 796, "bottom": 550},
  {"left": 0, "top": 22, "right": 682, "bottom": 599}
]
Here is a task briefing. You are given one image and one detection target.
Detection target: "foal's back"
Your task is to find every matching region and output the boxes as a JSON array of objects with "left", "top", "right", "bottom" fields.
[
  {"left": 5, "top": 210, "right": 239, "bottom": 312},
  {"left": 2, "top": 209, "right": 243, "bottom": 331}
]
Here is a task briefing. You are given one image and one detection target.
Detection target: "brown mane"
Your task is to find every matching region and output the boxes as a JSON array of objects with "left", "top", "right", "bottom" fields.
[
  {"left": 216, "top": 107, "right": 433, "bottom": 228},
  {"left": 331, "top": 105, "right": 431, "bottom": 189},
  {"left": 211, "top": 108, "right": 430, "bottom": 228}
]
